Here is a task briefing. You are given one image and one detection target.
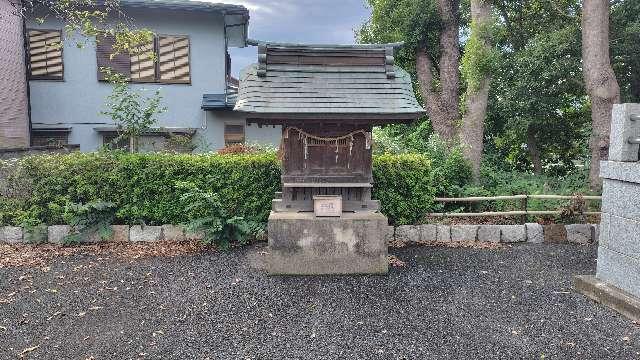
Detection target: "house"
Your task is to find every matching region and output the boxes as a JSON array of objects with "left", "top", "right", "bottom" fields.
[
  {"left": 0, "top": 0, "right": 30, "bottom": 149},
  {"left": 1, "top": 0, "right": 281, "bottom": 152}
]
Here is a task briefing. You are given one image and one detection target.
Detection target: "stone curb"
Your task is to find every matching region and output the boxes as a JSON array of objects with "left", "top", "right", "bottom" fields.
[
  {"left": 392, "top": 223, "right": 599, "bottom": 245},
  {"left": 0, "top": 223, "right": 600, "bottom": 245}
]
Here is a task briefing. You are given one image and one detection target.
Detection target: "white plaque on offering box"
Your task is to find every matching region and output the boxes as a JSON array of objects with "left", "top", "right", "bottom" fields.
[{"left": 313, "top": 195, "right": 342, "bottom": 217}]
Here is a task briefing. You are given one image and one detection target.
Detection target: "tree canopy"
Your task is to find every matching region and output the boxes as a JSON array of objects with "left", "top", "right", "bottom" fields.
[{"left": 360, "top": 0, "right": 640, "bottom": 180}]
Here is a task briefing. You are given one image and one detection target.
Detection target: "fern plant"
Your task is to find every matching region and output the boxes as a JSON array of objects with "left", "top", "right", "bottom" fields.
[
  {"left": 62, "top": 201, "right": 117, "bottom": 245},
  {"left": 176, "top": 181, "right": 259, "bottom": 249}
]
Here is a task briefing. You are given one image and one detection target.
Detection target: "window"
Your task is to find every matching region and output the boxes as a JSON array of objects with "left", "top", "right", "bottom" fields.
[
  {"left": 102, "top": 133, "right": 128, "bottom": 150},
  {"left": 224, "top": 124, "right": 245, "bottom": 146},
  {"left": 31, "top": 129, "right": 69, "bottom": 147},
  {"left": 157, "top": 35, "right": 191, "bottom": 83},
  {"left": 27, "top": 29, "right": 63, "bottom": 80},
  {"left": 97, "top": 34, "right": 190, "bottom": 84}
]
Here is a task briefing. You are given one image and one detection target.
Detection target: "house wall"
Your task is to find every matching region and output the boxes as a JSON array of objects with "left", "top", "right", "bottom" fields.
[
  {"left": 197, "top": 110, "right": 281, "bottom": 151},
  {"left": 0, "top": 0, "right": 30, "bottom": 149},
  {"left": 26, "top": 8, "right": 279, "bottom": 152}
]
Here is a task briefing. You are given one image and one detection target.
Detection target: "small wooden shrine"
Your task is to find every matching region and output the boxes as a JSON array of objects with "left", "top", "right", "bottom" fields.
[{"left": 235, "top": 40, "right": 424, "bottom": 275}]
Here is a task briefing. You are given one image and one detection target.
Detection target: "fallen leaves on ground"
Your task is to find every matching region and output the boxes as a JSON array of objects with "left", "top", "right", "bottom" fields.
[
  {"left": 415, "top": 240, "right": 505, "bottom": 249},
  {"left": 388, "top": 237, "right": 407, "bottom": 248},
  {"left": 18, "top": 345, "right": 39, "bottom": 358},
  {"left": 388, "top": 255, "right": 406, "bottom": 268},
  {"left": 0, "top": 241, "right": 210, "bottom": 269}
]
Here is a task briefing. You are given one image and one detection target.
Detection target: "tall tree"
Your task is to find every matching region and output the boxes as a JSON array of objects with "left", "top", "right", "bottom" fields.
[
  {"left": 582, "top": 0, "right": 621, "bottom": 190},
  {"left": 415, "top": 0, "right": 461, "bottom": 143},
  {"left": 460, "top": 0, "right": 495, "bottom": 178},
  {"left": 359, "top": 0, "right": 462, "bottom": 143}
]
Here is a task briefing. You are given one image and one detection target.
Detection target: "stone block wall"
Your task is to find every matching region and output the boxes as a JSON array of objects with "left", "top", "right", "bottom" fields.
[
  {"left": 393, "top": 223, "right": 598, "bottom": 245},
  {"left": 595, "top": 104, "right": 640, "bottom": 298},
  {"left": 0, "top": 223, "right": 599, "bottom": 246}
]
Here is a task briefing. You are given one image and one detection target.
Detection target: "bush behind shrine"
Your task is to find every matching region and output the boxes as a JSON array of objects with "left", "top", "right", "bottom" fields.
[{"left": 0, "top": 150, "right": 471, "bottom": 226}]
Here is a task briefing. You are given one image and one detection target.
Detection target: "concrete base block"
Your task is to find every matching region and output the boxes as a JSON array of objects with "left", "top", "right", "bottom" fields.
[
  {"left": 267, "top": 211, "right": 388, "bottom": 275},
  {"left": 574, "top": 275, "right": 640, "bottom": 322},
  {"left": 395, "top": 225, "right": 420, "bottom": 244},
  {"left": 162, "top": 225, "right": 185, "bottom": 242},
  {"left": 0, "top": 226, "right": 23, "bottom": 244},
  {"left": 477, "top": 226, "right": 500, "bottom": 243},
  {"left": 85, "top": 225, "right": 130, "bottom": 243},
  {"left": 499, "top": 225, "right": 526, "bottom": 243},
  {"left": 130, "top": 225, "right": 163, "bottom": 242},
  {"left": 566, "top": 224, "right": 593, "bottom": 244},
  {"left": 418, "top": 224, "right": 437, "bottom": 242},
  {"left": 436, "top": 225, "right": 451, "bottom": 242},
  {"left": 544, "top": 224, "right": 567, "bottom": 244},
  {"left": 48, "top": 225, "right": 71, "bottom": 245},
  {"left": 597, "top": 246, "right": 640, "bottom": 298},
  {"left": 111, "top": 225, "right": 130, "bottom": 242},
  {"left": 451, "top": 225, "right": 478, "bottom": 242},
  {"left": 525, "top": 223, "right": 544, "bottom": 244}
]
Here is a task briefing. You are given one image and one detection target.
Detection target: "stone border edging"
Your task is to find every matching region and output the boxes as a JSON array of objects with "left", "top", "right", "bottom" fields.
[
  {"left": 393, "top": 223, "right": 599, "bottom": 245},
  {"left": 0, "top": 223, "right": 599, "bottom": 245}
]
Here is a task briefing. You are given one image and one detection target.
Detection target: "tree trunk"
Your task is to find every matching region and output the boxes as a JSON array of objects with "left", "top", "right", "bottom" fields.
[
  {"left": 527, "top": 125, "right": 543, "bottom": 175},
  {"left": 460, "top": 0, "right": 492, "bottom": 179},
  {"left": 415, "top": 0, "right": 461, "bottom": 144},
  {"left": 581, "top": 0, "right": 621, "bottom": 190}
]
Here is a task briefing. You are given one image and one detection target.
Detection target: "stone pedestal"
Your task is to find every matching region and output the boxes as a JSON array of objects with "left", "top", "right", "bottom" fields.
[
  {"left": 596, "top": 160, "right": 640, "bottom": 298},
  {"left": 267, "top": 211, "right": 389, "bottom": 275},
  {"left": 576, "top": 104, "right": 640, "bottom": 319}
]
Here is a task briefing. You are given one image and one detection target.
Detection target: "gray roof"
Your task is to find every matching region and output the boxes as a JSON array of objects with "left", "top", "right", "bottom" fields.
[
  {"left": 234, "top": 43, "right": 424, "bottom": 121},
  {"left": 118, "top": 0, "right": 248, "bottom": 15},
  {"left": 201, "top": 93, "right": 236, "bottom": 110}
]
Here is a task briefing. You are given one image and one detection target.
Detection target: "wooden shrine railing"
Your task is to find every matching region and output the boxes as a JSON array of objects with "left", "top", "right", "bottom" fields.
[{"left": 427, "top": 194, "right": 602, "bottom": 221}]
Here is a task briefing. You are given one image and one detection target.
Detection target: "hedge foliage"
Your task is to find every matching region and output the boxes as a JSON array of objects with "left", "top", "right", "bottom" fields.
[{"left": 0, "top": 150, "right": 471, "bottom": 226}]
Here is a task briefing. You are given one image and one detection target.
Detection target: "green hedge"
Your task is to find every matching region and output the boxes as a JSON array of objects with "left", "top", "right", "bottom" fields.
[{"left": 0, "top": 151, "right": 469, "bottom": 226}]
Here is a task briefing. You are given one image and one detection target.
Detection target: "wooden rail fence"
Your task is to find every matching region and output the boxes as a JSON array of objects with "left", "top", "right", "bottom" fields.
[{"left": 428, "top": 194, "right": 602, "bottom": 220}]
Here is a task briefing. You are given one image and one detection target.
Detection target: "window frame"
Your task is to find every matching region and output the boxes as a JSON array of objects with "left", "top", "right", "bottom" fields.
[
  {"left": 31, "top": 129, "right": 70, "bottom": 147},
  {"left": 224, "top": 123, "right": 246, "bottom": 146},
  {"left": 27, "top": 28, "right": 65, "bottom": 81}
]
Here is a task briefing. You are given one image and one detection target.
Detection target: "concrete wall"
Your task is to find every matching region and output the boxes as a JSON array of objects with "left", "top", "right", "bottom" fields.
[
  {"left": 0, "top": 0, "right": 30, "bottom": 149},
  {"left": 26, "top": 8, "right": 280, "bottom": 152},
  {"left": 596, "top": 103, "right": 640, "bottom": 298}
]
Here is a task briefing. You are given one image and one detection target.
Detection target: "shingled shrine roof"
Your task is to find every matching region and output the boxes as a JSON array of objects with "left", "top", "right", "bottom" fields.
[{"left": 234, "top": 41, "right": 425, "bottom": 122}]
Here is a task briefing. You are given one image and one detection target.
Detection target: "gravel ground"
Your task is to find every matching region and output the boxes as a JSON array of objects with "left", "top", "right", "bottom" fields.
[{"left": 1, "top": 243, "right": 639, "bottom": 359}]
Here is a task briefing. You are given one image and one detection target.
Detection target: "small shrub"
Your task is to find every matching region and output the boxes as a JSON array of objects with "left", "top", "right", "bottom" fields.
[
  {"left": 177, "top": 181, "right": 260, "bottom": 248},
  {"left": 62, "top": 201, "right": 117, "bottom": 245},
  {"left": 373, "top": 153, "right": 436, "bottom": 225}
]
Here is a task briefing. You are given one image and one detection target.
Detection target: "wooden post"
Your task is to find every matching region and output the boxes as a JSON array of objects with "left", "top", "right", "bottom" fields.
[{"left": 520, "top": 195, "right": 528, "bottom": 224}]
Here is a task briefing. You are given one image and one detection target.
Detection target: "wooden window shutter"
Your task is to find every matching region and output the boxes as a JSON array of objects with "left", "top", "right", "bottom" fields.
[
  {"left": 224, "top": 124, "right": 245, "bottom": 146},
  {"left": 158, "top": 35, "right": 191, "bottom": 83},
  {"left": 130, "top": 38, "right": 156, "bottom": 82},
  {"left": 28, "top": 29, "right": 64, "bottom": 80},
  {"left": 96, "top": 35, "right": 131, "bottom": 81}
]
